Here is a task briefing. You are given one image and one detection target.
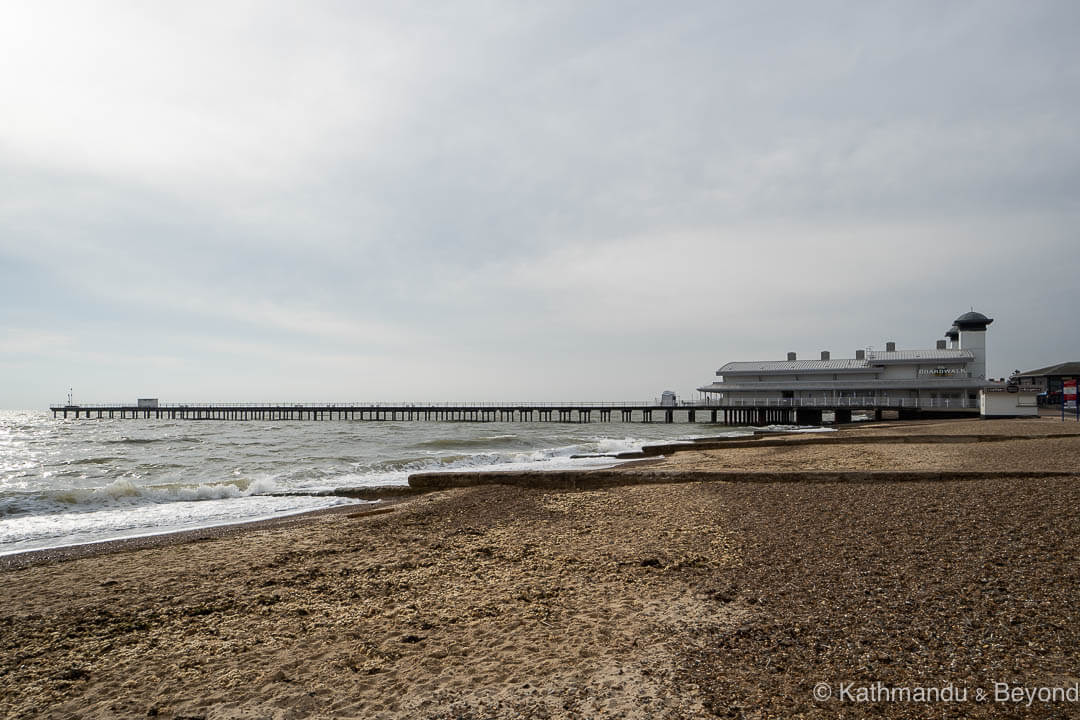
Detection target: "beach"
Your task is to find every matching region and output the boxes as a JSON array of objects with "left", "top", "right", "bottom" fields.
[{"left": 2, "top": 418, "right": 1079, "bottom": 719}]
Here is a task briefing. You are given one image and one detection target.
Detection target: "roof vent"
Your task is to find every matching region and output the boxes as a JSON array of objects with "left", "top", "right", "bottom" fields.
[
  {"left": 787, "top": 352, "right": 796, "bottom": 362},
  {"left": 886, "top": 341, "right": 896, "bottom": 352},
  {"left": 855, "top": 349, "right": 865, "bottom": 360},
  {"left": 936, "top": 339, "right": 947, "bottom": 350},
  {"left": 820, "top": 350, "right": 830, "bottom": 360}
]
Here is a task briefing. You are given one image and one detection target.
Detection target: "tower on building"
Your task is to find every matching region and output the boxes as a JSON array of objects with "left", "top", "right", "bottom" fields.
[{"left": 954, "top": 311, "right": 993, "bottom": 379}]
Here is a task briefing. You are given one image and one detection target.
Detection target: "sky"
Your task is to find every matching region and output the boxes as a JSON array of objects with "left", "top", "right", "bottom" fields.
[{"left": 1, "top": 1, "right": 1078, "bottom": 408}]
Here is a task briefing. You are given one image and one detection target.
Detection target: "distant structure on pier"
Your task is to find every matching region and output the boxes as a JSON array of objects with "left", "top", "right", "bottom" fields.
[{"left": 698, "top": 311, "right": 998, "bottom": 409}]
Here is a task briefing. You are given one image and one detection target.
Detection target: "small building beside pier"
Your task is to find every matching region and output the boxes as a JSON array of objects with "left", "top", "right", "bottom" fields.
[{"left": 1012, "top": 361, "right": 1080, "bottom": 404}]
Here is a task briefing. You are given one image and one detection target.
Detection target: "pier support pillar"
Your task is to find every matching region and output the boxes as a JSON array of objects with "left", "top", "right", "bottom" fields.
[
  {"left": 833, "top": 409, "right": 853, "bottom": 424},
  {"left": 795, "top": 408, "right": 823, "bottom": 426}
]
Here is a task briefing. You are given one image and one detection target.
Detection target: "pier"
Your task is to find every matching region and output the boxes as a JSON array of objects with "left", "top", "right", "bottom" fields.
[{"left": 49, "top": 399, "right": 979, "bottom": 424}]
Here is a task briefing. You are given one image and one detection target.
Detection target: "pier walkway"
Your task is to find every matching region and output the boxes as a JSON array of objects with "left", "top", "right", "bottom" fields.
[{"left": 50, "top": 399, "right": 979, "bottom": 425}]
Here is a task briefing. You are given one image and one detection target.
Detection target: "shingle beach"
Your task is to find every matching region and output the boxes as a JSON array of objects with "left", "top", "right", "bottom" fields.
[{"left": 2, "top": 418, "right": 1079, "bottom": 719}]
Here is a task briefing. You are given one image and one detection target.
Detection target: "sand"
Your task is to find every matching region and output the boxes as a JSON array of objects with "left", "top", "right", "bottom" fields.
[
  {"left": 623, "top": 417, "right": 1080, "bottom": 474},
  {"left": 1, "top": 416, "right": 1079, "bottom": 719}
]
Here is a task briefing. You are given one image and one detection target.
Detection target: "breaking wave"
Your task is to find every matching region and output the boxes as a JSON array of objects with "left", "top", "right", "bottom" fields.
[
  {"left": 408, "top": 434, "right": 522, "bottom": 449},
  {"left": 0, "top": 476, "right": 281, "bottom": 519}
]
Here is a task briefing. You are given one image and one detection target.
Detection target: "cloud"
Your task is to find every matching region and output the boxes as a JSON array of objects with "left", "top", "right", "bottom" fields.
[
  {"left": 1, "top": 1, "right": 1078, "bottom": 406},
  {"left": 0, "top": 329, "right": 74, "bottom": 356}
]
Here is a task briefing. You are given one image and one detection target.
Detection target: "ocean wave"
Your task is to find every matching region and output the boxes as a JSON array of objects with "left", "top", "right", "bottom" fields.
[
  {"left": 68, "top": 456, "right": 124, "bottom": 465},
  {"left": 408, "top": 434, "right": 522, "bottom": 450},
  {"left": 590, "top": 437, "right": 661, "bottom": 455},
  {"left": 362, "top": 447, "right": 570, "bottom": 476},
  {"left": 0, "top": 476, "right": 281, "bottom": 518},
  {"left": 758, "top": 424, "right": 836, "bottom": 433},
  {"left": 0, "top": 492, "right": 362, "bottom": 555},
  {"left": 104, "top": 436, "right": 203, "bottom": 445},
  {"left": 364, "top": 454, "right": 477, "bottom": 472},
  {"left": 324, "top": 439, "right": 659, "bottom": 490}
]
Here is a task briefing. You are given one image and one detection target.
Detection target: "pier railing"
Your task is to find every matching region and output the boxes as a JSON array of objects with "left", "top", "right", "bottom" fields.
[
  {"left": 51, "top": 397, "right": 979, "bottom": 411},
  {"left": 50, "top": 397, "right": 982, "bottom": 424},
  {"left": 51, "top": 401, "right": 664, "bottom": 409},
  {"left": 693, "top": 397, "right": 980, "bottom": 409}
]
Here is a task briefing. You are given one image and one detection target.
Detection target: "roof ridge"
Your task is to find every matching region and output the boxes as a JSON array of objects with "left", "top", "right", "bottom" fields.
[{"left": 1016, "top": 361, "right": 1080, "bottom": 376}]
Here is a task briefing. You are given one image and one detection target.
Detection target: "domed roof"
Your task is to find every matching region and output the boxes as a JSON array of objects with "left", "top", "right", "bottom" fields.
[
  {"left": 954, "top": 311, "right": 993, "bottom": 330},
  {"left": 945, "top": 325, "right": 959, "bottom": 339}
]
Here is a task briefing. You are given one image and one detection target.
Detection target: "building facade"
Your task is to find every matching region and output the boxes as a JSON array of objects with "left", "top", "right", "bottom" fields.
[
  {"left": 1013, "top": 361, "right": 1080, "bottom": 405},
  {"left": 697, "top": 312, "right": 998, "bottom": 408}
]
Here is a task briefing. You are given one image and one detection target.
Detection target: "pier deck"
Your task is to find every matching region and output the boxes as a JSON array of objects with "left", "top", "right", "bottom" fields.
[{"left": 49, "top": 400, "right": 979, "bottom": 424}]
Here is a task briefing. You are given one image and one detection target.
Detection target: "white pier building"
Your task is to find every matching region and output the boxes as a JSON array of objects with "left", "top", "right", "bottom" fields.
[{"left": 698, "top": 311, "right": 997, "bottom": 411}]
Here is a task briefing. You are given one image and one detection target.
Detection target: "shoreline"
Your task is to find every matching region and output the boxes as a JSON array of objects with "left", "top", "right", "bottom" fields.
[
  {"left": 0, "top": 501, "right": 401, "bottom": 572},
  {"left": 5, "top": 417, "right": 1079, "bottom": 569},
  {"left": 0, "top": 428, "right": 764, "bottom": 566}
]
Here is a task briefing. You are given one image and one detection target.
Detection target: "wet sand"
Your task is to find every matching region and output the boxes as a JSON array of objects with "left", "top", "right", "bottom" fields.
[{"left": 2, "top": 417, "right": 1079, "bottom": 719}]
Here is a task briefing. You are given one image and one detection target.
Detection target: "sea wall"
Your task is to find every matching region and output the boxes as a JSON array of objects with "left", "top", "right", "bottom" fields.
[
  {"left": 407, "top": 468, "right": 1078, "bottom": 492},
  {"left": 618, "top": 431, "right": 1080, "bottom": 460}
]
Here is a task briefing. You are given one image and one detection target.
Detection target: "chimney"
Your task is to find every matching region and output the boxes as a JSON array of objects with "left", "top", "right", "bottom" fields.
[
  {"left": 886, "top": 341, "right": 896, "bottom": 352},
  {"left": 820, "top": 350, "right": 830, "bottom": 360},
  {"left": 936, "top": 340, "right": 947, "bottom": 350},
  {"left": 787, "top": 352, "right": 796, "bottom": 361},
  {"left": 855, "top": 349, "right": 865, "bottom": 360}
]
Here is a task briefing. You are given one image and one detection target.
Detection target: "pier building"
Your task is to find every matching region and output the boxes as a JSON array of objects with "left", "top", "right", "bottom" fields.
[{"left": 697, "top": 311, "right": 997, "bottom": 410}]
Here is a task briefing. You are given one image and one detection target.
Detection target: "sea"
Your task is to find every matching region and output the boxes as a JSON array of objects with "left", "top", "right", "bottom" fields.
[{"left": 0, "top": 410, "right": 812, "bottom": 557}]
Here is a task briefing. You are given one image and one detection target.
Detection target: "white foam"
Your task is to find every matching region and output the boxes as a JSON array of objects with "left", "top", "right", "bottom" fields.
[
  {"left": 0, "top": 476, "right": 289, "bottom": 524},
  {"left": 0, "top": 494, "right": 363, "bottom": 556},
  {"left": 757, "top": 424, "right": 837, "bottom": 433},
  {"left": 326, "top": 438, "right": 654, "bottom": 489}
]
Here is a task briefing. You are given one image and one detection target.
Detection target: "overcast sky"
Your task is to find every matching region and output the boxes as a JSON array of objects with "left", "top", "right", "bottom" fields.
[{"left": 2, "top": 1, "right": 1078, "bottom": 408}]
